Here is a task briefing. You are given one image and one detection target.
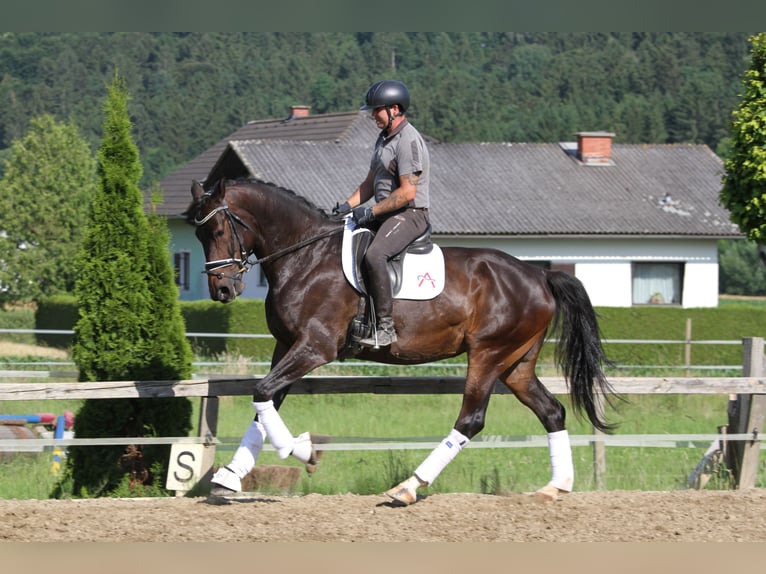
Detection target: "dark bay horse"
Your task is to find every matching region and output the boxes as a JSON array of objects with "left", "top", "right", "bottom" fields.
[{"left": 186, "top": 177, "right": 616, "bottom": 504}]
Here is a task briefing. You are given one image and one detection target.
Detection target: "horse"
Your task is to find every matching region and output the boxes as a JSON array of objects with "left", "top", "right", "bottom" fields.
[{"left": 186, "top": 177, "right": 617, "bottom": 505}]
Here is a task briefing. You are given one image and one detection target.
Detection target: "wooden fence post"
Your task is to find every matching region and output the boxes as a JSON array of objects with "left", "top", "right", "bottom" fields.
[{"left": 727, "top": 337, "right": 766, "bottom": 489}]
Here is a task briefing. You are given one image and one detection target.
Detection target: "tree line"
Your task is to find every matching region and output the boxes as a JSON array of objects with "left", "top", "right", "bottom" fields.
[{"left": 0, "top": 32, "right": 757, "bottom": 186}]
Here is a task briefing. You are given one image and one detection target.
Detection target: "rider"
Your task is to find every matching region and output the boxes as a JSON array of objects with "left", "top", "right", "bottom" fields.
[{"left": 334, "top": 79, "right": 431, "bottom": 347}]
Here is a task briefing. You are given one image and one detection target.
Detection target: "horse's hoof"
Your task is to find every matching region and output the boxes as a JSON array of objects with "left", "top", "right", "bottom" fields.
[
  {"left": 304, "top": 434, "right": 328, "bottom": 474},
  {"left": 291, "top": 432, "right": 318, "bottom": 469},
  {"left": 209, "top": 485, "right": 238, "bottom": 498},
  {"left": 533, "top": 485, "right": 564, "bottom": 503},
  {"left": 210, "top": 466, "right": 242, "bottom": 496},
  {"left": 385, "top": 476, "right": 421, "bottom": 506}
]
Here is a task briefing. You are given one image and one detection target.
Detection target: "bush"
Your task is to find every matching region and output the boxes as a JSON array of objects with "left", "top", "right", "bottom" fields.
[
  {"left": 180, "top": 299, "right": 273, "bottom": 360},
  {"left": 35, "top": 295, "right": 77, "bottom": 349}
]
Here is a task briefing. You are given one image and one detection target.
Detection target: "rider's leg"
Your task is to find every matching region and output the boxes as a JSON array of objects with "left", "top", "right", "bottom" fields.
[{"left": 359, "top": 209, "right": 428, "bottom": 347}]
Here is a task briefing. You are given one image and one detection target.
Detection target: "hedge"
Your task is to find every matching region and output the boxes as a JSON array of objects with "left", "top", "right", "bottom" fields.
[
  {"left": 22, "top": 296, "right": 274, "bottom": 359},
  {"left": 4, "top": 297, "right": 764, "bottom": 368}
]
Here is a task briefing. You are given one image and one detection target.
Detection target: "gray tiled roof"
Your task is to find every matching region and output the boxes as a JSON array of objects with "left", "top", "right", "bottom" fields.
[
  {"left": 157, "top": 111, "right": 378, "bottom": 217},
  {"left": 157, "top": 110, "right": 741, "bottom": 238}
]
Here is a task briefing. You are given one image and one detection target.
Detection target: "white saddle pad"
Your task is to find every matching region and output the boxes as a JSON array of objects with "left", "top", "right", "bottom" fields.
[{"left": 341, "top": 217, "right": 445, "bottom": 300}]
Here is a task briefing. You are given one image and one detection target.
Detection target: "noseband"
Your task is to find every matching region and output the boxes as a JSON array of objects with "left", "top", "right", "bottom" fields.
[{"left": 193, "top": 202, "right": 254, "bottom": 280}]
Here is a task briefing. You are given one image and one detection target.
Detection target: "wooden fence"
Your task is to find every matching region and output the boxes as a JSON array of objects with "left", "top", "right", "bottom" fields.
[{"left": 1, "top": 338, "right": 764, "bottom": 492}]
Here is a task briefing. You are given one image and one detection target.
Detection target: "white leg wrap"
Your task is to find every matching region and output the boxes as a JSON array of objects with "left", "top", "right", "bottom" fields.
[
  {"left": 253, "top": 400, "right": 296, "bottom": 459},
  {"left": 547, "top": 430, "right": 574, "bottom": 491},
  {"left": 413, "top": 428, "right": 469, "bottom": 485},
  {"left": 289, "top": 431, "right": 314, "bottom": 464},
  {"left": 226, "top": 420, "right": 266, "bottom": 478}
]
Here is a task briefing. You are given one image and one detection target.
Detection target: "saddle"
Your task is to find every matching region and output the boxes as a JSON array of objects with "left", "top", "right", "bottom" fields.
[
  {"left": 339, "top": 217, "right": 445, "bottom": 357},
  {"left": 341, "top": 217, "right": 445, "bottom": 301}
]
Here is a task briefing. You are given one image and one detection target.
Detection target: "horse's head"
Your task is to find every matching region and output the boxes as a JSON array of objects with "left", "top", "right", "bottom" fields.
[{"left": 186, "top": 179, "right": 251, "bottom": 303}]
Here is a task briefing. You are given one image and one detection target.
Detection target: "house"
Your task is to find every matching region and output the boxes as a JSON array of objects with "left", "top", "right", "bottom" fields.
[{"left": 156, "top": 107, "right": 742, "bottom": 307}]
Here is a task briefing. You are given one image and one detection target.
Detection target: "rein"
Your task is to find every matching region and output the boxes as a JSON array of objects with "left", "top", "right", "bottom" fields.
[
  {"left": 194, "top": 201, "right": 343, "bottom": 278},
  {"left": 253, "top": 226, "right": 343, "bottom": 266}
]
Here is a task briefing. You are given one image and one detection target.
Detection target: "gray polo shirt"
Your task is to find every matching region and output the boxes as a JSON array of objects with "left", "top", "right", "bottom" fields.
[{"left": 370, "top": 120, "right": 430, "bottom": 209}]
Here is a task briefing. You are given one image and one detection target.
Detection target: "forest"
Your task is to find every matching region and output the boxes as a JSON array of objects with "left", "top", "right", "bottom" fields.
[{"left": 0, "top": 32, "right": 758, "bottom": 187}]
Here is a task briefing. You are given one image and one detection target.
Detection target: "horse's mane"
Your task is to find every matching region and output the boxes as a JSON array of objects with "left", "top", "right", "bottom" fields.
[
  {"left": 238, "top": 178, "right": 331, "bottom": 218},
  {"left": 185, "top": 178, "right": 332, "bottom": 224}
]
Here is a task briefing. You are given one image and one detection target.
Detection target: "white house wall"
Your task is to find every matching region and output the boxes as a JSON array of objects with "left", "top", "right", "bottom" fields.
[
  {"left": 435, "top": 236, "right": 719, "bottom": 308},
  {"left": 681, "top": 262, "right": 719, "bottom": 308}
]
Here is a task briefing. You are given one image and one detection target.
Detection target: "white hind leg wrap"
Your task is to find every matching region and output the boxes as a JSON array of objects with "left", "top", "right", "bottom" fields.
[
  {"left": 547, "top": 430, "right": 574, "bottom": 491},
  {"left": 252, "top": 400, "right": 296, "bottom": 459},
  {"left": 225, "top": 419, "right": 267, "bottom": 478},
  {"left": 413, "top": 428, "right": 470, "bottom": 485}
]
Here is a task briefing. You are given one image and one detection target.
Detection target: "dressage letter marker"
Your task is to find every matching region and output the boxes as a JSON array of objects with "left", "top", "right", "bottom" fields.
[{"left": 166, "top": 443, "right": 215, "bottom": 494}]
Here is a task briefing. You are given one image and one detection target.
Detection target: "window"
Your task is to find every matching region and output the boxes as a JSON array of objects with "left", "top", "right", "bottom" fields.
[
  {"left": 174, "top": 251, "right": 190, "bottom": 291},
  {"left": 632, "top": 262, "right": 683, "bottom": 305}
]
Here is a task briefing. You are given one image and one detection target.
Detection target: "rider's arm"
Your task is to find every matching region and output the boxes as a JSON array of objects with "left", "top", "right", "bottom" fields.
[
  {"left": 372, "top": 172, "right": 419, "bottom": 217},
  {"left": 347, "top": 169, "right": 375, "bottom": 208}
]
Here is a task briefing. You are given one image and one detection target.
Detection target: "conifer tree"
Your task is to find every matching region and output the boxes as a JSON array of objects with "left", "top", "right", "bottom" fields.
[{"left": 55, "top": 73, "right": 193, "bottom": 497}]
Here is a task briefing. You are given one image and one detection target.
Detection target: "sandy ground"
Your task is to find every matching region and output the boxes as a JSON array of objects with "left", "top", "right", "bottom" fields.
[{"left": 1, "top": 489, "right": 764, "bottom": 542}]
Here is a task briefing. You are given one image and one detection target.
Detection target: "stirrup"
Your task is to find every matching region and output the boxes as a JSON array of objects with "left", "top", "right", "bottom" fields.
[{"left": 359, "top": 327, "right": 397, "bottom": 348}]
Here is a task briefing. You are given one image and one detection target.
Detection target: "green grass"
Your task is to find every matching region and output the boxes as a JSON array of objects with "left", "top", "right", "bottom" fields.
[
  {"left": 2, "top": 300, "right": 765, "bottom": 499},
  {"left": 189, "top": 392, "right": 760, "bottom": 496},
  {"left": 718, "top": 295, "right": 766, "bottom": 308},
  {"left": 5, "top": 391, "right": 758, "bottom": 499}
]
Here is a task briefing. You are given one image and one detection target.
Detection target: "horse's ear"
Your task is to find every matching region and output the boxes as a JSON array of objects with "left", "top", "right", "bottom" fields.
[
  {"left": 191, "top": 180, "right": 205, "bottom": 200},
  {"left": 212, "top": 178, "right": 226, "bottom": 199}
]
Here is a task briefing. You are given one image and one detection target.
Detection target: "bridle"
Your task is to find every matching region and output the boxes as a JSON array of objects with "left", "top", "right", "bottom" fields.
[
  {"left": 193, "top": 198, "right": 343, "bottom": 280},
  {"left": 193, "top": 202, "right": 254, "bottom": 279}
]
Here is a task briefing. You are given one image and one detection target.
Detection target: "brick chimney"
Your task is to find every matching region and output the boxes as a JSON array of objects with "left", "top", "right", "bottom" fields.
[
  {"left": 289, "top": 105, "right": 311, "bottom": 118},
  {"left": 576, "top": 131, "right": 615, "bottom": 165}
]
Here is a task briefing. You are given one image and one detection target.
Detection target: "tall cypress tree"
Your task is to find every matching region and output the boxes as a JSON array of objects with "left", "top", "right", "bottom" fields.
[{"left": 54, "top": 73, "right": 193, "bottom": 498}]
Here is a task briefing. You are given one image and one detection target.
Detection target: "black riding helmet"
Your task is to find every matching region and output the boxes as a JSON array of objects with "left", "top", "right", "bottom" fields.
[{"left": 360, "top": 80, "right": 410, "bottom": 113}]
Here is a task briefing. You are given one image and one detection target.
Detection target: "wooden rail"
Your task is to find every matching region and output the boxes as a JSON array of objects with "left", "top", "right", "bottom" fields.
[
  {"left": 1, "top": 375, "right": 764, "bottom": 401},
  {"left": 1, "top": 339, "right": 764, "bottom": 491}
]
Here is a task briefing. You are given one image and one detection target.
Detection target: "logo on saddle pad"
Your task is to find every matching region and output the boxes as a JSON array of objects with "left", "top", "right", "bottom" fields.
[{"left": 341, "top": 217, "right": 445, "bottom": 300}]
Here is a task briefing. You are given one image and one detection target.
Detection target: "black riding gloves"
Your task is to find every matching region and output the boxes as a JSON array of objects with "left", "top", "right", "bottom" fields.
[
  {"left": 352, "top": 206, "right": 375, "bottom": 226},
  {"left": 332, "top": 201, "right": 352, "bottom": 216}
]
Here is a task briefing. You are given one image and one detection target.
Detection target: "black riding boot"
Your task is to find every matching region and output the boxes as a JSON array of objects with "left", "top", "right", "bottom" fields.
[
  {"left": 360, "top": 263, "right": 397, "bottom": 347},
  {"left": 359, "top": 316, "right": 397, "bottom": 348}
]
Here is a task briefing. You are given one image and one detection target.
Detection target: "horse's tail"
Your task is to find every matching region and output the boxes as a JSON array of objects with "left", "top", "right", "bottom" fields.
[{"left": 545, "top": 270, "right": 619, "bottom": 433}]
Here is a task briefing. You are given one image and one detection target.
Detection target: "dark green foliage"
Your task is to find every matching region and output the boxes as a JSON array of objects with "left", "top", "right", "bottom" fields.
[
  {"left": 180, "top": 299, "right": 235, "bottom": 356},
  {"left": 143, "top": 210, "right": 194, "bottom": 381},
  {"left": 225, "top": 299, "right": 273, "bottom": 359},
  {"left": 51, "top": 398, "right": 191, "bottom": 498},
  {"left": 180, "top": 299, "right": 273, "bottom": 359},
  {"left": 720, "top": 33, "right": 766, "bottom": 243},
  {"left": 34, "top": 295, "right": 78, "bottom": 349},
  {"left": 0, "top": 33, "right": 756, "bottom": 189},
  {"left": 718, "top": 239, "right": 766, "bottom": 296},
  {"left": 24, "top": 296, "right": 274, "bottom": 358},
  {"left": 0, "top": 114, "right": 97, "bottom": 304},
  {"left": 56, "top": 74, "right": 193, "bottom": 498}
]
